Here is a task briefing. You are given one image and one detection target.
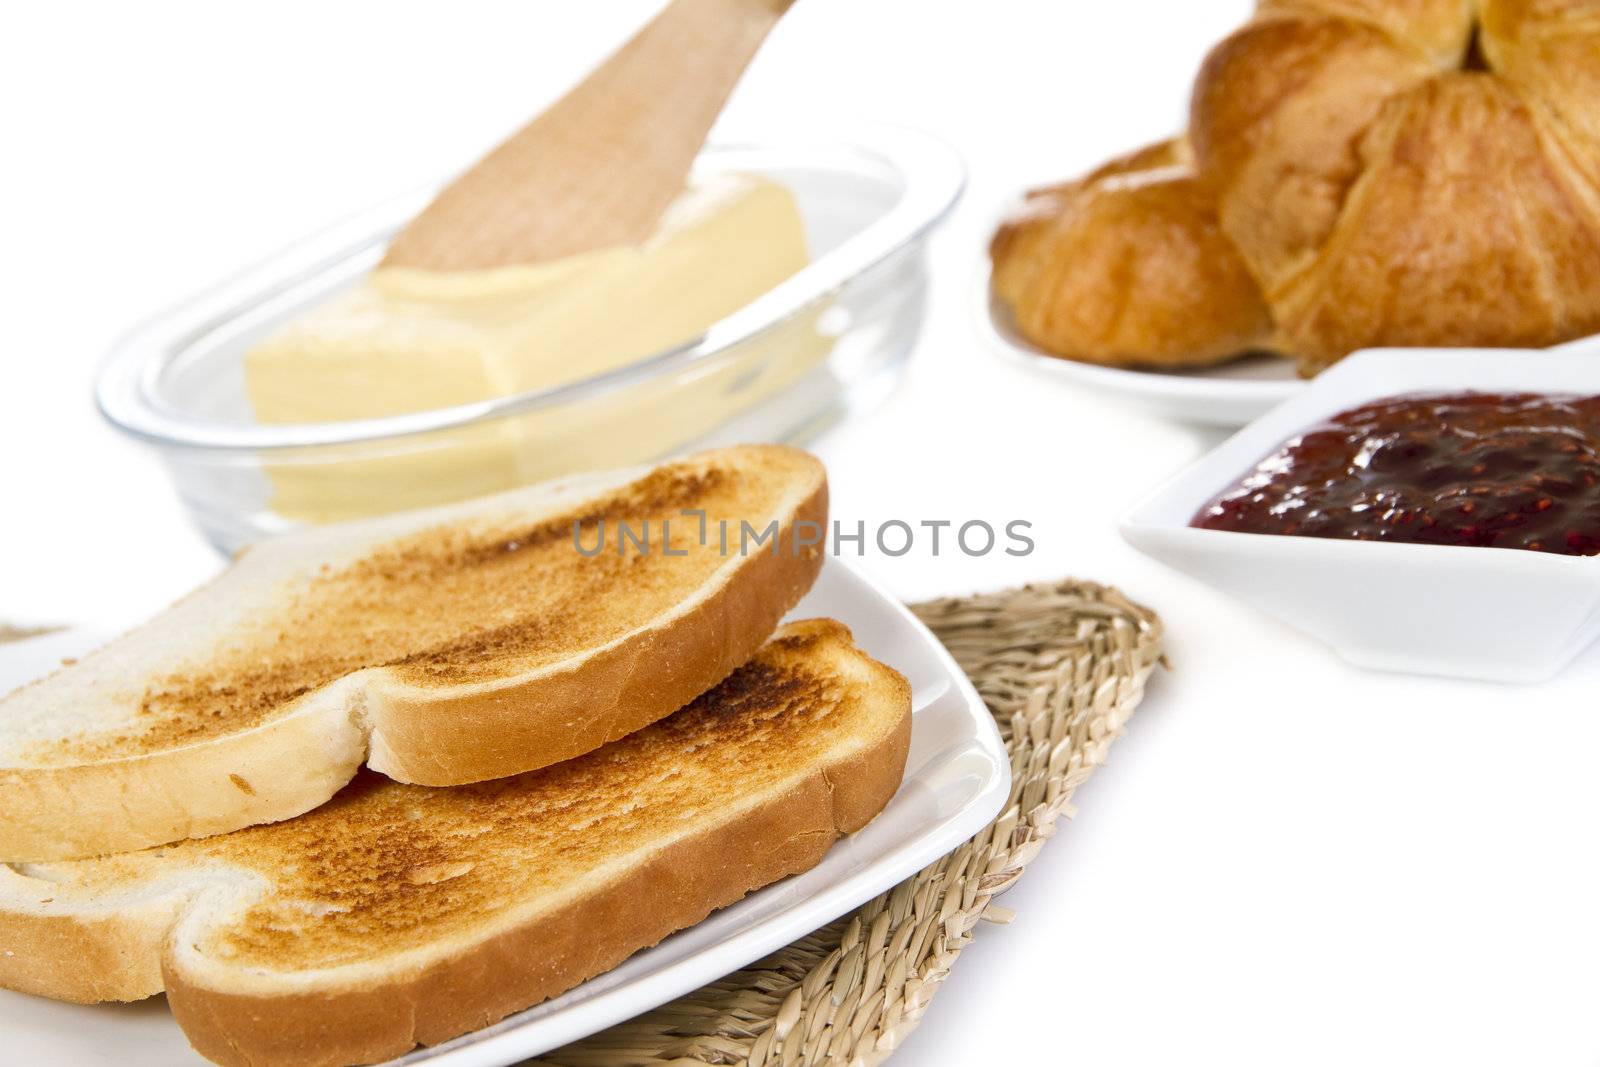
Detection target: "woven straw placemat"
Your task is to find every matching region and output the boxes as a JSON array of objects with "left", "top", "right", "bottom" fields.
[{"left": 532, "top": 578, "right": 1163, "bottom": 1067}]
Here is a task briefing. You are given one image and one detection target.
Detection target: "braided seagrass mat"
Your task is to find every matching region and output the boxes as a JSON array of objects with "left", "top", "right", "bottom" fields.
[{"left": 531, "top": 578, "right": 1164, "bottom": 1067}]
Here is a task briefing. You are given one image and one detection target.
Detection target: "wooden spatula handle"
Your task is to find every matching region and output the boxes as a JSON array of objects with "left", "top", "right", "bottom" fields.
[{"left": 382, "top": 0, "right": 796, "bottom": 272}]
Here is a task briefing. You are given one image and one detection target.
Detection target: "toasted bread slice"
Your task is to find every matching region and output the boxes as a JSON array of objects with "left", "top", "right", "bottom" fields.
[
  {"left": 0, "top": 445, "right": 827, "bottom": 861},
  {"left": 0, "top": 620, "right": 910, "bottom": 1067}
]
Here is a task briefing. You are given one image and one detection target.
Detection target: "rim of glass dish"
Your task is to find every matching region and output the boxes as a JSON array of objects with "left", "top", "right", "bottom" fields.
[{"left": 95, "top": 124, "right": 965, "bottom": 453}]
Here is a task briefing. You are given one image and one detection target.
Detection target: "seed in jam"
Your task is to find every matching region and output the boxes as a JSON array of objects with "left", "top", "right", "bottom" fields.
[{"left": 1191, "top": 391, "right": 1600, "bottom": 556}]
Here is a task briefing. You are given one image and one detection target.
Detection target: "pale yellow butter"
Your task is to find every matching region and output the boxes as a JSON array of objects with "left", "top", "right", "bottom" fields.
[{"left": 246, "top": 174, "right": 829, "bottom": 523}]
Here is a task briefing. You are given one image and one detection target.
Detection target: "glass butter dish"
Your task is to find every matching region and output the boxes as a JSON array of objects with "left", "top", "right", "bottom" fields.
[{"left": 97, "top": 126, "right": 964, "bottom": 552}]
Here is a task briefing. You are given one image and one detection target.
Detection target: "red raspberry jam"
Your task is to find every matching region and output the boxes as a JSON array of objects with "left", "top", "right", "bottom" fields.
[{"left": 1191, "top": 392, "right": 1600, "bottom": 556}]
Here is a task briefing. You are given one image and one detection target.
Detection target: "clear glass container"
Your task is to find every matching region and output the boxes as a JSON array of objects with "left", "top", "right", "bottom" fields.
[{"left": 97, "top": 126, "right": 964, "bottom": 552}]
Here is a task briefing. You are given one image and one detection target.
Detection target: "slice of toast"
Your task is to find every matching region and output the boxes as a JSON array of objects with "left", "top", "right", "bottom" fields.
[
  {"left": 0, "top": 620, "right": 911, "bottom": 1067},
  {"left": 0, "top": 445, "right": 827, "bottom": 861}
]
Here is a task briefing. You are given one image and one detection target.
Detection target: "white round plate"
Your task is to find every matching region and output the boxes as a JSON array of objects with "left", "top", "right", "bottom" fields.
[{"left": 973, "top": 263, "right": 1302, "bottom": 428}]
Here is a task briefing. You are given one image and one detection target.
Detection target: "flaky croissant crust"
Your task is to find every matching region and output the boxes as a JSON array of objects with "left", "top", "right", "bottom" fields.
[
  {"left": 990, "top": 142, "right": 1275, "bottom": 368},
  {"left": 992, "top": 0, "right": 1600, "bottom": 375}
]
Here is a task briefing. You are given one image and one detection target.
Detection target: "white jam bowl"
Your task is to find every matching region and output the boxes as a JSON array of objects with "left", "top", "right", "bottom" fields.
[{"left": 1121, "top": 347, "right": 1600, "bottom": 683}]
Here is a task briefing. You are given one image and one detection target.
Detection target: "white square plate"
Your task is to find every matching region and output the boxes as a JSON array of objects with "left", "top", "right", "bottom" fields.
[
  {"left": 0, "top": 556, "right": 1009, "bottom": 1066},
  {"left": 1120, "top": 347, "right": 1600, "bottom": 682}
]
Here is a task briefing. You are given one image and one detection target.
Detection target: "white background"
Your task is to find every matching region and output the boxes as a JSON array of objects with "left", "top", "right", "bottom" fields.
[{"left": 5, "top": 3, "right": 1599, "bottom": 1065}]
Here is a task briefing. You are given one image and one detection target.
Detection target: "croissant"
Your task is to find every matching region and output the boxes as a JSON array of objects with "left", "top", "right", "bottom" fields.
[
  {"left": 992, "top": 0, "right": 1600, "bottom": 375},
  {"left": 990, "top": 141, "right": 1274, "bottom": 367}
]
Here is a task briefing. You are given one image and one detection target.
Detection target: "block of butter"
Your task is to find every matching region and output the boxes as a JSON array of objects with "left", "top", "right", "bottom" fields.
[{"left": 245, "top": 173, "right": 830, "bottom": 523}]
